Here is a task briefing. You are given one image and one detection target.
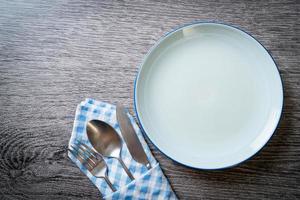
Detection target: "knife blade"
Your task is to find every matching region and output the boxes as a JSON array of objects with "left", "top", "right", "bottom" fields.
[{"left": 116, "top": 104, "right": 151, "bottom": 169}]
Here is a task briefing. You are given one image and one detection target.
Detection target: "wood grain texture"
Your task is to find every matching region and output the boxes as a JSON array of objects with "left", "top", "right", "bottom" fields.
[{"left": 0, "top": 0, "right": 299, "bottom": 199}]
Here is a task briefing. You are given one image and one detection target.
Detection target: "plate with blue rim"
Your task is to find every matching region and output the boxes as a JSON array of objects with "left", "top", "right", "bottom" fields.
[{"left": 134, "top": 22, "right": 283, "bottom": 170}]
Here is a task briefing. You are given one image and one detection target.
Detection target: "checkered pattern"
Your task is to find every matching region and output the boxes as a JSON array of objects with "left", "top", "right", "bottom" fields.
[{"left": 68, "top": 98, "right": 177, "bottom": 199}]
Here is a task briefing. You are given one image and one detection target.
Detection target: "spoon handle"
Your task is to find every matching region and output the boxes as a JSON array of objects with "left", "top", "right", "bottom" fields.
[
  {"left": 117, "top": 158, "right": 135, "bottom": 180},
  {"left": 103, "top": 176, "right": 116, "bottom": 192}
]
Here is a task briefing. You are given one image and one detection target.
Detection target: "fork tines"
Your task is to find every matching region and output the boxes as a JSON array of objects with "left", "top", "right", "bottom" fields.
[{"left": 69, "top": 141, "right": 102, "bottom": 170}]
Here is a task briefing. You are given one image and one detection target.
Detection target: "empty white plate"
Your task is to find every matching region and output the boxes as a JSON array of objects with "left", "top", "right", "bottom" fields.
[{"left": 134, "top": 22, "right": 283, "bottom": 169}]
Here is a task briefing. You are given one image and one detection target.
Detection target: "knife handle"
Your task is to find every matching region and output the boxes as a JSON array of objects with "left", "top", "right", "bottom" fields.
[{"left": 146, "top": 162, "right": 152, "bottom": 169}]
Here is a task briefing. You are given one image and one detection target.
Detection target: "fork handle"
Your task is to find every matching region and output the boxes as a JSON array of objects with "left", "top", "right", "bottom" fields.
[{"left": 104, "top": 176, "right": 116, "bottom": 192}]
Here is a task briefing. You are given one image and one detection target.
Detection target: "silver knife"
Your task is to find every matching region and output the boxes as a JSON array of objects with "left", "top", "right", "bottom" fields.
[{"left": 116, "top": 104, "right": 151, "bottom": 169}]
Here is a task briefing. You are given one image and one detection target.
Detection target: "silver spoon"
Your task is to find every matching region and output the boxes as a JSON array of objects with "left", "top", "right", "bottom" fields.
[{"left": 86, "top": 119, "right": 134, "bottom": 180}]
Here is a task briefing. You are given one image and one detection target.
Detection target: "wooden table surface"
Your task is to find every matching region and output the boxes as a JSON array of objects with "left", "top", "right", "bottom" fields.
[{"left": 0, "top": 0, "right": 299, "bottom": 199}]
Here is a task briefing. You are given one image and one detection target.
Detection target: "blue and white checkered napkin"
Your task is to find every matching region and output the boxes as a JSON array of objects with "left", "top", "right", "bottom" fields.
[{"left": 68, "top": 98, "right": 177, "bottom": 199}]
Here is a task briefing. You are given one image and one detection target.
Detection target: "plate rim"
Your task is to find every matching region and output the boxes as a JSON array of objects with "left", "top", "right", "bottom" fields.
[{"left": 133, "top": 21, "right": 284, "bottom": 170}]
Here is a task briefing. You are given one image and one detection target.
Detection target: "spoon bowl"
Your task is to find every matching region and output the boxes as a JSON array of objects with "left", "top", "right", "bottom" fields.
[{"left": 87, "top": 120, "right": 121, "bottom": 158}]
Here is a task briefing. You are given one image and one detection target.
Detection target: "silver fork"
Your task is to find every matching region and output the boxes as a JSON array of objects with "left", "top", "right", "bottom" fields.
[{"left": 68, "top": 141, "right": 116, "bottom": 192}]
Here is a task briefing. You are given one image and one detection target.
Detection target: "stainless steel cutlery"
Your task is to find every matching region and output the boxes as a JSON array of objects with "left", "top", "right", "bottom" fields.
[
  {"left": 116, "top": 104, "right": 151, "bottom": 169},
  {"left": 86, "top": 119, "right": 135, "bottom": 180},
  {"left": 68, "top": 141, "right": 116, "bottom": 192},
  {"left": 69, "top": 104, "right": 151, "bottom": 185}
]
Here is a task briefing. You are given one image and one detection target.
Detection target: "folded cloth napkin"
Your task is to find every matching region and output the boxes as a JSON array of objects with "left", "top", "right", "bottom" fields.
[{"left": 68, "top": 98, "right": 177, "bottom": 199}]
